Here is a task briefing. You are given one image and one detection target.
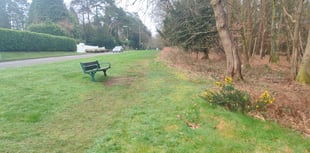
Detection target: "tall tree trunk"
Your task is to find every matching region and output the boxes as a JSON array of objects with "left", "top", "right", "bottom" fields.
[
  {"left": 244, "top": 0, "right": 252, "bottom": 66},
  {"left": 226, "top": 0, "right": 234, "bottom": 27},
  {"left": 211, "top": 0, "right": 243, "bottom": 80},
  {"left": 82, "top": 12, "right": 86, "bottom": 41},
  {"left": 86, "top": 0, "right": 91, "bottom": 43},
  {"left": 280, "top": 0, "right": 294, "bottom": 61},
  {"left": 270, "top": 0, "right": 279, "bottom": 63},
  {"left": 245, "top": 0, "right": 252, "bottom": 64},
  {"left": 290, "top": 0, "right": 304, "bottom": 80},
  {"left": 297, "top": 27, "right": 310, "bottom": 84},
  {"left": 259, "top": 0, "right": 266, "bottom": 58}
]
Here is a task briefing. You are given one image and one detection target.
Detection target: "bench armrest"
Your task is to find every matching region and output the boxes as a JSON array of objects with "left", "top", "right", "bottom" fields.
[{"left": 100, "top": 62, "right": 111, "bottom": 68}]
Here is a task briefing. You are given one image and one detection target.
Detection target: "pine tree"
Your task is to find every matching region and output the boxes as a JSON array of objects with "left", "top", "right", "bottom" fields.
[{"left": 28, "top": 0, "right": 69, "bottom": 23}]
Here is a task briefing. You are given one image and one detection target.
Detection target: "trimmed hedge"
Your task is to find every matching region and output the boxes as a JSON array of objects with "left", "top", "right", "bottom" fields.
[
  {"left": 0, "top": 28, "right": 76, "bottom": 52},
  {"left": 28, "top": 23, "right": 66, "bottom": 37}
]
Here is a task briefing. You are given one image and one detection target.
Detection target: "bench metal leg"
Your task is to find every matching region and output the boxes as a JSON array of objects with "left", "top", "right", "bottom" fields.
[
  {"left": 90, "top": 72, "right": 96, "bottom": 82},
  {"left": 103, "top": 70, "right": 107, "bottom": 76}
]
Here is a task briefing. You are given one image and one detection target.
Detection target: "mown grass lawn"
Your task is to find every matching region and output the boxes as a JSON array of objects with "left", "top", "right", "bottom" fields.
[
  {"left": 0, "top": 51, "right": 309, "bottom": 152},
  {"left": 0, "top": 51, "right": 78, "bottom": 61}
]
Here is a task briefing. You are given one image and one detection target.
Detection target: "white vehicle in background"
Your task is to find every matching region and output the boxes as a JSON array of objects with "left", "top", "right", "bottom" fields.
[{"left": 112, "top": 46, "right": 124, "bottom": 53}]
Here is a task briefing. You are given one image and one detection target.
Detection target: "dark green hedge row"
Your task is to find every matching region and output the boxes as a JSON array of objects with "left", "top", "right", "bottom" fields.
[
  {"left": 28, "top": 23, "right": 66, "bottom": 37},
  {"left": 0, "top": 28, "right": 76, "bottom": 52}
]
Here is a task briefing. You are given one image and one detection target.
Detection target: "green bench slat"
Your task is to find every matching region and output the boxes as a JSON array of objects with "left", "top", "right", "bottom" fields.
[{"left": 80, "top": 60, "right": 111, "bottom": 82}]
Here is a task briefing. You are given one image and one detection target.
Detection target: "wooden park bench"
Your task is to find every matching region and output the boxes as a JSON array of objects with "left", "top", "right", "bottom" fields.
[{"left": 80, "top": 60, "right": 111, "bottom": 82}]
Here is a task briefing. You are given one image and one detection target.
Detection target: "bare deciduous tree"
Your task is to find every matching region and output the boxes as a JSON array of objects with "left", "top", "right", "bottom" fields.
[
  {"left": 259, "top": 0, "right": 267, "bottom": 58},
  {"left": 211, "top": 0, "right": 243, "bottom": 80},
  {"left": 290, "top": 0, "right": 305, "bottom": 80},
  {"left": 297, "top": 27, "right": 310, "bottom": 84}
]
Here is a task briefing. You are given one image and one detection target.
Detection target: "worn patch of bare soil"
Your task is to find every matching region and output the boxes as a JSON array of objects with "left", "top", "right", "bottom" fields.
[
  {"left": 104, "top": 76, "right": 136, "bottom": 86},
  {"left": 158, "top": 47, "right": 310, "bottom": 137}
]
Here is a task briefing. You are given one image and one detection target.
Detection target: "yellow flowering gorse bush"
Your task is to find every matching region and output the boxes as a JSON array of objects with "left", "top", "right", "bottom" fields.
[
  {"left": 224, "top": 77, "right": 232, "bottom": 84},
  {"left": 201, "top": 77, "right": 251, "bottom": 112},
  {"left": 254, "top": 90, "right": 275, "bottom": 111},
  {"left": 201, "top": 77, "right": 275, "bottom": 113}
]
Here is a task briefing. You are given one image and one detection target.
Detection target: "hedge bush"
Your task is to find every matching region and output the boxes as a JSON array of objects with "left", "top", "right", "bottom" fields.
[
  {"left": 28, "top": 23, "right": 66, "bottom": 37},
  {"left": 0, "top": 28, "right": 76, "bottom": 52}
]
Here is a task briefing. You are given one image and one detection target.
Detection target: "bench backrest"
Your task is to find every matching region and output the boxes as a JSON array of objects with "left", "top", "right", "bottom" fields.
[{"left": 80, "top": 60, "right": 100, "bottom": 72}]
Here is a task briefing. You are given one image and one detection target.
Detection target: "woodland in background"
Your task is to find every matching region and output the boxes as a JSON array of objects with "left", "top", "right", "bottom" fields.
[
  {"left": 0, "top": 0, "right": 152, "bottom": 49},
  {"left": 156, "top": 0, "right": 310, "bottom": 84},
  {"left": 154, "top": 0, "right": 310, "bottom": 134}
]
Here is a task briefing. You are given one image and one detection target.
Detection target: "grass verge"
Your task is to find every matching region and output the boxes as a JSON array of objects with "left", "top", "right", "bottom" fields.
[
  {"left": 0, "top": 51, "right": 79, "bottom": 61},
  {"left": 0, "top": 51, "right": 309, "bottom": 152}
]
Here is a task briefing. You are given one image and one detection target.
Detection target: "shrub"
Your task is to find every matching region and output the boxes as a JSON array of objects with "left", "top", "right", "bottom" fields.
[
  {"left": 201, "top": 77, "right": 275, "bottom": 113},
  {"left": 0, "top": 28, "right": 76, "bottom": 52},
  {"left": 252, "top": 91, "right": 275, "bottom": 111},
  {"left": 201, "top": 77, "right": 251, "bottom": 112},
  {"left": 27, "top": 23, "right": 66, "bottom": 36}
]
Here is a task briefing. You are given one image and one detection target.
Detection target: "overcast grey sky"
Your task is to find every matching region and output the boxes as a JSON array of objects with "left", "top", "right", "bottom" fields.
[{"left": 116, "top": 0, "right": 157, "bottom": 35}]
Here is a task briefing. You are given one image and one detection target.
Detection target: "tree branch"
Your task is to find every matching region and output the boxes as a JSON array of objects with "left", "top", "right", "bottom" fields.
[{"left": 280, "top": 0, "right": 296, "bottom": 23}]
